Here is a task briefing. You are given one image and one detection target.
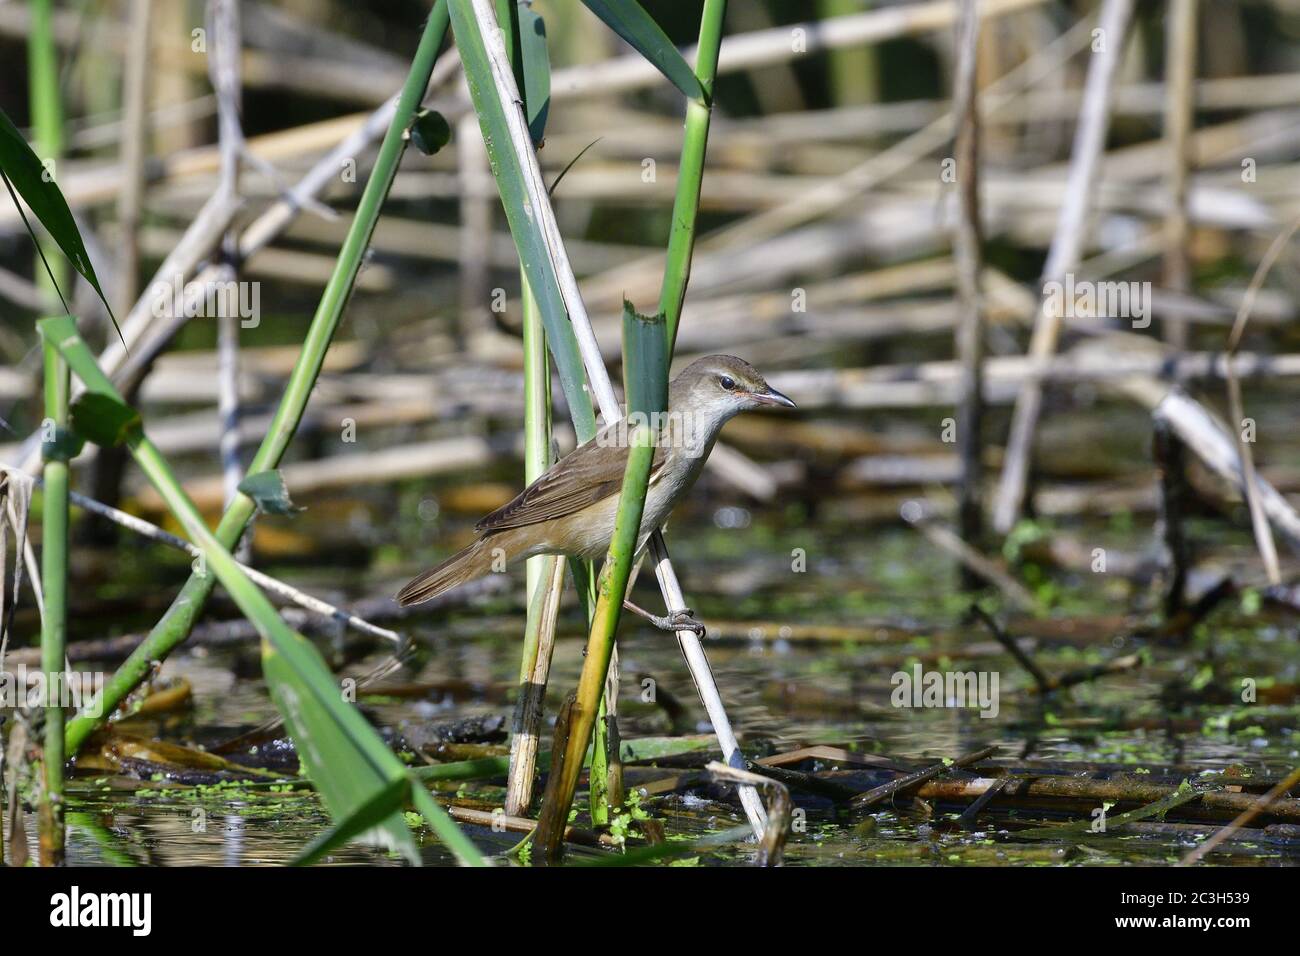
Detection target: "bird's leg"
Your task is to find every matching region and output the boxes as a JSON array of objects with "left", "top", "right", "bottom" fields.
[{"left": 622, "top": 599, "right": 706, "bottom": 637}]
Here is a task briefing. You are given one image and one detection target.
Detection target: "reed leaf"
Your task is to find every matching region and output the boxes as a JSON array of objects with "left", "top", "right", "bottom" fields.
[
  {"left": 659, "top": 0, "right": 727, "bottom": 350},
  {"left": 579, "top": 0, "right": 704, "bottom": 102},
  {"left": 0, "top": 107, "right": 117, "bottom": 332},
  {"left": 517, "top": 1, "right": 551, "bottom": 145},
  {"left": 449, "top": 0, "right": 597, "bottom": 441}
]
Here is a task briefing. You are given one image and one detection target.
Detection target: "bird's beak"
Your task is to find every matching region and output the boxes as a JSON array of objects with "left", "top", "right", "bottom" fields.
[{"left": 750, "top": 385, "right": 796, "bottom": 408}]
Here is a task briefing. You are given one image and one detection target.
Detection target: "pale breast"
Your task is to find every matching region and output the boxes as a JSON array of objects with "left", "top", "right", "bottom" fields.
[{"left": 522, "top": 442, "right": 711, "bottom": 562}]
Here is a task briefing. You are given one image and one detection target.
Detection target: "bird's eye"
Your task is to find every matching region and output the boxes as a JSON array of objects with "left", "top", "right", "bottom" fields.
[{"left": 719, "top": 375, "right": 736, "bottom": 391}]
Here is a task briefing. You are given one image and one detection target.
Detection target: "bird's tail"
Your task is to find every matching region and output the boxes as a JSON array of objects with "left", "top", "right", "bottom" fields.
[{"left": 395, "top": 537, "right": 502, "bottom": 607}]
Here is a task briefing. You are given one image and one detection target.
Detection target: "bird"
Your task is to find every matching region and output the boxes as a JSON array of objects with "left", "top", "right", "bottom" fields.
[{"left": 395, "top": 355, "right": 794, "bottom": 630}]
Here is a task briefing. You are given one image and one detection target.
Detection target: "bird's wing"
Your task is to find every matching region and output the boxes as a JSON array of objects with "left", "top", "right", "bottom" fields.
[{"left": 475, "top": 432, "right": 670, "bottom": 534}]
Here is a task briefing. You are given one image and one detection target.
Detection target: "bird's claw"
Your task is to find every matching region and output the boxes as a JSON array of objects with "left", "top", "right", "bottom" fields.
[
  {"left": 654, "top": 608, "right": 706, "bottom": 637},
  {"left": 623, "top": 599, "right": 707, "bottom": 636}
]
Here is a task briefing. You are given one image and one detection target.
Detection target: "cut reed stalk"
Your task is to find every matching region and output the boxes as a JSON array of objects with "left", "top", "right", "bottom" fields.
[{"left": 533, "top": 302, "right": 666, "bottom": 860}]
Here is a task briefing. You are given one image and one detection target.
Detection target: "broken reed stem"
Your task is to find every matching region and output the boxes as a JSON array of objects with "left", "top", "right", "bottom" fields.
[
  {"left": 209, "top": 0, "right": 245, "bottom": 516},
  {"left": 505, "top": 553, "right": 564, "bottom": 816},
  {"left": 951, "top": 0, "right": 985, "bottom": 571},
  {"left": 706, "top": 762, "right": 791, "bottom": 865},
  {"left": 534, "top": 302, "right": 666, "bottom": 859},
  {"left": 1161, "top": 0, "right": 1196, "bottom": 351}
]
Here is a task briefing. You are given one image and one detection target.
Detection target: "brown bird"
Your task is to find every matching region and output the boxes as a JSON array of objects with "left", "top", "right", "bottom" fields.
[{"left": 395, "top": 355, "right": 794, "bottom": 628}]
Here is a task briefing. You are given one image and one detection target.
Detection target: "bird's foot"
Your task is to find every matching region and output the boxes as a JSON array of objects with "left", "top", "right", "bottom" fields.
[{"left": 623, "top": 600, "right": 707, "bottom": 637}]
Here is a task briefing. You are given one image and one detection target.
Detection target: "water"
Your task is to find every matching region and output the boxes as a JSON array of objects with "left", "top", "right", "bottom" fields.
[{"left": 20, "top": 503, "right": 1299, "bottom": 866}]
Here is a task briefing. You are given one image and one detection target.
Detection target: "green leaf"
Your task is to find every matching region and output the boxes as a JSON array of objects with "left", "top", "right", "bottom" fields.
[
  {"left": 69, "top": 392, "right": 141, "bottom": 448},
  {"left": 262, "top": 641, "right": 418, "bottom": 864},
  {"left": 517, "top": 2, "right": 551, "bottom": 145},
  {"left": 579, "top": 0, "right": 704, "bottom": 102},
  {"left": 409, "top": 109, "right": 452, "bottom": 156},
  {"left": 0, "top": 108, "right": 119, "bottom": 336},
  {"left": 238, "top": 470, "right": 300, "bottom": 515},
  {"left": 293, "top": 775, "right": 411, "bottom": 866},
  {"left": 449, "top": 0, "right": 597, "bottom": 442}
]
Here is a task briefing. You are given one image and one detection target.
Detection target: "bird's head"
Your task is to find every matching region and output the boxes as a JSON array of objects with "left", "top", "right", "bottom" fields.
[{"left": 669, "top": 355, "right": 795, "bottom": 431}]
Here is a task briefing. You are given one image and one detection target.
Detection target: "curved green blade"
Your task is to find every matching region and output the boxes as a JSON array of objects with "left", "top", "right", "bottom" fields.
[
  {"left": 0, "top": 108, "right": 119, "bottom": 335},
  {"left": 580, "top": 0, "right": 704, "bottom": 102}
]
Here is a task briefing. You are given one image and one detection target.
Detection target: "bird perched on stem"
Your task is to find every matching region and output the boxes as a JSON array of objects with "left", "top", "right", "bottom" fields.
[{"left": 395, "top": 355, "right": 794, "bottom": 630}]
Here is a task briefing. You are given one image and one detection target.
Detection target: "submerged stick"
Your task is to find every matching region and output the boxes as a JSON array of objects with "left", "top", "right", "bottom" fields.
[
  {"left": 1179, "top": 765, "right": 1300, "bottom": 865},
  {"left": 912, "top": 774, "right": 1300, "bottom": 823},
  {"left": 1012, "top": 781, "right": 1210, "bottom": 840},
  {"left": 852, "top": 745, "right": 998, "bottom": 809}
]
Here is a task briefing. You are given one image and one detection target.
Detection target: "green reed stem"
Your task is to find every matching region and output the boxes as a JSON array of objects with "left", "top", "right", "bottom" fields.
[
  {"left": 504, "top": 272, "right": 562, "bottom": 815},
  {"left": 535, "top": 302, "right": 666, "bottom": 860},
  {"left": 30, "top": 0, "right": 68, "bottom": 867},
  {"left": 534, "top": 424, "right": 654, "bottom": 861},
  {"left": 659, "top": 0, "right": 727, "bottom": 354},
  {"left": 63, "top": 2, "right": 452, "bottom": 755},
  {"left": 38, "top": 346, "right": 68, "bottom": 866}
]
